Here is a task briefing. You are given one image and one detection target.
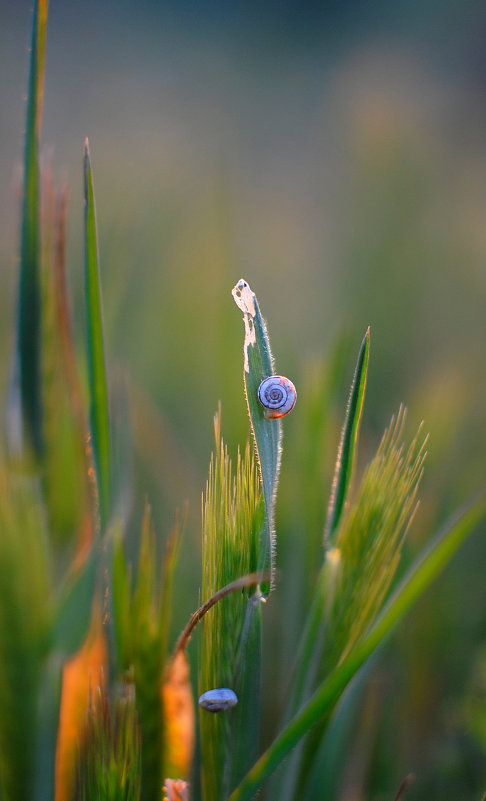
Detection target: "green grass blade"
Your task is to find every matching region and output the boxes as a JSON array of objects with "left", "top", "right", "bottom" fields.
[
  {"left": 84, "top": 139, "right": 111, "bottom": 529},
  {"left": 16, "top": 0, "right": 49, "bottom": 456},
  {"left": 232, "top": 279, "right": 282, "bottom": 594},
  {"left": 324, "top": 326, "right": 370, "bottom": 545},
  {"left": 0, "top": 461, "right": 50, "bottom": 801},
  {"left": 42, "top": 186, "right": 88, "bottom": 544},
  {"left": 277, "top": 330, "right": 369, "bottom": 756},
  {"left": 200, "top": 413, "right": 263, "bottom": 801},
  {"left": 52, "top": 548, "right": 98, "bottom": 658},
  {"left": 227, "top": 490, "right": 486, "bottom": 801},
  {"left": 34, "top": 654, "right": 62, "bottom": 801}
]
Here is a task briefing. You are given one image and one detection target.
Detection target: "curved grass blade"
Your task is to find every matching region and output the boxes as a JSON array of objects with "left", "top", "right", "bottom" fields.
[
  {"left": 227, "top": 489, "right": 486, "bottom": 801},
  {"left": 16, "top": 0, "right": 49, "bottom": 457},
  {"left": 84, "top": 140, "right": 111, "bottom": 529},
  {"left": 232, "top": 279, "right": 281, "bottom": 594},
  {"left": 324, "top": 326, "right": 370, "bottom": 546}
]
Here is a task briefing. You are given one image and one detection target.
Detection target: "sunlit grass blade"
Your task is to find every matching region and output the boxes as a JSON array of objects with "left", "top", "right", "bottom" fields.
[
  {"left": 326, "top": 408, "right": 427, "bottom": 666},
  {"left": 84, "top": 139, "right": 111, "bottom": 529},
  {"left": 199, "top": 410, "right": 263, "bottom": 801},
  {"left": 162, "top": 652, "right": 195, "bottom": 782},
  {"left": 227, "top": 489, "right": 486, "bottom": 801},
  {"left": 16, "top": 0, "right": 49, "bottom": 457},
  {"left": 55, "top": 613, "right": 107, "bottom": 801},
  {"left": 75, "top": 674, "right": 141, "bottom": 801},
  {"left": 232, "top": 279, "right": 281, "bottom": 594},
  {"left": 324, "top": 326, "right": 370, "bottom": 545}
]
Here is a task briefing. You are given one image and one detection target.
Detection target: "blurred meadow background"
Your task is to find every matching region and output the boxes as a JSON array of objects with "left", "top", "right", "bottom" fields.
[{"left": 2, "top": 1, "right": 486, "bottom": 798}]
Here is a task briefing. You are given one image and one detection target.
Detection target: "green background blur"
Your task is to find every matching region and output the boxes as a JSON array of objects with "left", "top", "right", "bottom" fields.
[{"left": 2, "top": 2, "right": 486, "bottom": 798}]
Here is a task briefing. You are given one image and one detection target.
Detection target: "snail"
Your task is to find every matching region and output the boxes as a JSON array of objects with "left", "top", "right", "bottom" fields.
[
  {"left": 257, "top": 376, "right": 297, "bottom": 419},
  {"left": 198, "top": 688, "right": 238, "bottom": 713}
]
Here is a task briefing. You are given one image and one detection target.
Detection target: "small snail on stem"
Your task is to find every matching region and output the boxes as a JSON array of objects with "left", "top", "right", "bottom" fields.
[
  {"left": 257, "top": 376, "right": 297, "bottom": 419},
  {"left": 198, "top": 688, "right": 238, "bottom": 713}
]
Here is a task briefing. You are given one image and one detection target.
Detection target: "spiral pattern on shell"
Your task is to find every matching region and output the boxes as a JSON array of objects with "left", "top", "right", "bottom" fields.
[{"left": 257, "top": 376, "right": 297, "bottom": 419}]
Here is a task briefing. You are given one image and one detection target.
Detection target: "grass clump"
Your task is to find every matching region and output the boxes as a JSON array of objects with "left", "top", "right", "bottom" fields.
[
  {"left": 0, "top": 4, "right": 485, "bottom": 801},
  {"left": 199, "top": 410, "right": 263, "bottom": 801},
  {"left": 328, "top": 407, "right": 427, "bottom": 665}
]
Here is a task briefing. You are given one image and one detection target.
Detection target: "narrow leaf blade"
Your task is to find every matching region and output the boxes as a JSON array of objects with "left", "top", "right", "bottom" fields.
[
  {"left": 52, "top": 547, "right": 98, "bottom": 657},
  {"left": 83, "top": 140, "right": 111, "bottom": 528},
  {"left": 324, "top": 327, "right": 370, "bottom": 544},
  {"left": 227, "top": 490, "right": 486, "bottom": 801},
  {"left": 232, "top": 279, "right": 282, "bottom": 593},
  {"left": 16, "top": 0, "right": 49, "bottom": 456}
]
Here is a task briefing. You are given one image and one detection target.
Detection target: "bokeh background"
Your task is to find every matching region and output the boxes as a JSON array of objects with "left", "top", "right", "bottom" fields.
[{"left": 2, "top": 1, "right": 486, "bottom": 798}]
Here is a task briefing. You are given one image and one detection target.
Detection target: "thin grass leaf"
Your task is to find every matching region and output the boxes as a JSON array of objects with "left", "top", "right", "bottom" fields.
[
  {"left": 16, "top": 0, "right": 49, "bottom": 457},
  {"left": 159, "top": 507, "right": 186, "bottom": 665},
  {"left": 52, "top": 548, "right": 98, "bottom": 658},
  {"left": 42, "top": 184, "right": 90, "bottom": 545},
  {"left": 111, "top": 526, "right": 132, "bottom": 671},
  {"left": 227, "top": 489, "right": 486, "bottom": 801},
  {"left": 232, "top": 279, "right": 282, "bottom": 595},
  {"left": 324, "top": 326, "right": 370, "bottom": 545},
  {"left": 35, "top": 653, "right": 63, "bottom": 801},
  {"left": 84, "top": 139, "right": 111, "bottom": 529}
]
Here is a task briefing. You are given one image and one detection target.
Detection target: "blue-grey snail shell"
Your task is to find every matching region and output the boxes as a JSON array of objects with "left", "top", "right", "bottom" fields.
[
  {"left": 257, "top": 376, "right": 297, "bottom": 419},
  {"left": 198, "top": 688, "right": 238, "bottom": 713}
]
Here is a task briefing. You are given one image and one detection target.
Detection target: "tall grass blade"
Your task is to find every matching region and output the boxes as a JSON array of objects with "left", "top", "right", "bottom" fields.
[
  {"left": 283, "top": 411, "right": 426, "bottom": 798},
  {"left": 227, "top": 490, "right": 486, "bottom": 801},
  {"left": 52, "top": 548, "right": 98, "bottom": 658},
  {"left": 35, "top": 654, "right": 63, "bottom": 801},
  {"left": 232, "top": 279, "right": 281, "bottom": 594},
  {"left": 324, "top": 326, "right": 370, "bottom": 545},
  {"left": 279, "top": 330, "right": 370, "bottom": 748},
  {"left": 200, "top": 411, "right": 263, "bottom": 801},
  {"left": 16, "top": 0, "right": 49, "bottom": 456},
  {"left": 84, "top": 140, "right": 111, "bottom": 529},
  {"left": 42, "top": 185, "right": 90, "bottom": 545},
  {"left": 0, "top": 460, "right": 50, "bottom": 801}
]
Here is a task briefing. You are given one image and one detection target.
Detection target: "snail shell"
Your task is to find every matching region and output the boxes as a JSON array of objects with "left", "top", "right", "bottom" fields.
[
  {"left": 257, "top": 376, "right": 297, "bottom": 419},
  {"left": 198, "top": 688, "right": 238, "bottom": 713}
]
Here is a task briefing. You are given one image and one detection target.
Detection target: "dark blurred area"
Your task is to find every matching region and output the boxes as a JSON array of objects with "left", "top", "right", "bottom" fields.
[{"left": 2, "top": 1, "right": 486, "bottom": 798}]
